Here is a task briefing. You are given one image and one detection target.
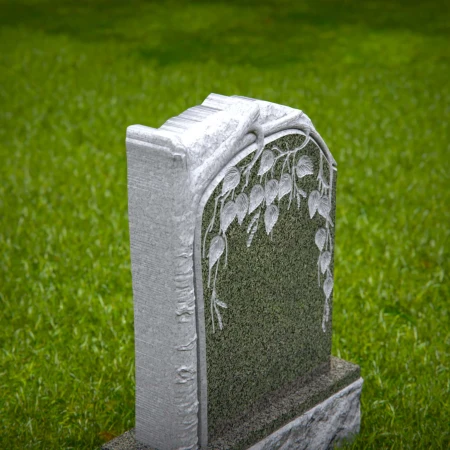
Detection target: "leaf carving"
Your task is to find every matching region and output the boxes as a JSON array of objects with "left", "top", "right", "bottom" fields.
[
  {"left": 214, "top": 303, "right": 223, "bottom": 330},
  {"left": 265, "top": 179, "right": 279, "bottom": 205},
  {"left": 308, "top": 190, "right": 321, "bottom": 218},
  {"left": 221, "top": 167, "right": 240, "bottom": 196},
  {"left": 246, "top": 212, "right": 260, "bottom": 247},
  {"left": 208, "top": 236, "right": 225, "bottom": 286},
  {"left": 215, "top": 299, "right": 228, "bottom": 309},
  {"left": 248, "top": 184, "right": 264, "bottom": 214},
  {"left": 315, "top": 228, "right": 327, "bottom": 251},
  {"left": 318, "top": 196, "right": 331, "bottom": 219},
  {"left": 247, "top": 222, "right": 258, "bottom": 247},
  {"left": 264, "top": 204, "right": 279, "bottom": 235},
  {"left": 296, "top": 155, "right": 314, "bottom": 178},
  {"left": 246, "top": 211, "right": 260, "bottom": 233},
  {"left": 220, "top": 201, "right": 236, "bottom": 233},
  {"left": 319, "top": 251, "right": 332, "bottom": 274},
  {"left": 208, "top": 236, "right": 225, "bottom": 271},
  {"left": 235, "top": 193, "right": 249, "bottom": 225},
  {"left": 257, "top": 150, "right": 275, "bottom": 176},
  {"left": 204, "top": 142, "right": 335, "bottom": 333},
  {"left": 323, "top": 276, "right": 334, "bottom": 299},
  {"left": 278, "top": 173, "right": 292, "bottom": 200}
]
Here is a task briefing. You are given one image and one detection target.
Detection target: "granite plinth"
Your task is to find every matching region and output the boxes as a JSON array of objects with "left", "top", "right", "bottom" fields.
[
  {"left": 102, "top": 357, "right": 361, "bottom": 450},
  {"left": 248, "top": 377, "right": 363, "bottom": 450}
]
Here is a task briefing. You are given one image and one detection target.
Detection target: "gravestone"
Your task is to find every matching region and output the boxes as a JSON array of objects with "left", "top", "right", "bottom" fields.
[{"left": 103, "top": 94, "right": 363, "bottom": 450}]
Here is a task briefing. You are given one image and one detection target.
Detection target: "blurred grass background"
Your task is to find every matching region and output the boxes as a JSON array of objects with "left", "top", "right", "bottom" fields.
[{"left": 0, "top": 0, "right": 449, "bottom": 448}]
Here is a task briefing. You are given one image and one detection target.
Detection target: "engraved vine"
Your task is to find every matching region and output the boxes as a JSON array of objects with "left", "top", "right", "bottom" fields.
[{"left": 202, "top": 135, "right": 334, "bottom": 333}]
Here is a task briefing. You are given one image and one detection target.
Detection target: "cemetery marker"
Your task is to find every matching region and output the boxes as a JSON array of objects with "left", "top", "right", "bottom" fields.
[{"left": 102, "top": 93, "right": 363, "bottom": 450}]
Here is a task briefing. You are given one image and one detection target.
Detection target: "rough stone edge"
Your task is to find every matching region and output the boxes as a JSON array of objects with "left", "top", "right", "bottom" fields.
[
  {"left": 101, "top": 374, "right": 363, "bottom": 450},
  {"left": 248, "top": 377, "right": 363, "bottom": 450}
]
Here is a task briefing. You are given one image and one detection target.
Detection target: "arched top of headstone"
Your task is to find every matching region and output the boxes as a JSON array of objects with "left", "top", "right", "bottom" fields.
[{"left": 127, "top": 94, "right": 336, "bottom": 200}]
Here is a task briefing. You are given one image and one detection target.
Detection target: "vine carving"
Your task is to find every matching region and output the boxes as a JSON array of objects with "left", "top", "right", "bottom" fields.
[{"left": 202, "top": 135, "right": 334, "bottom": 333}]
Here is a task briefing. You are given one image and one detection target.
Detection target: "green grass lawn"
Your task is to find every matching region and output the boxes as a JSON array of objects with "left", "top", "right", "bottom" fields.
[{"left": 0, "top": 0, "right": 449, "bottom": 448}]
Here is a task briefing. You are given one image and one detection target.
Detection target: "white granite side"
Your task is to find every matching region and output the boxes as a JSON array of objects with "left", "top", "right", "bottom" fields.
[{"left": 248, "top": 378, "right": 363, "bottom": 450}]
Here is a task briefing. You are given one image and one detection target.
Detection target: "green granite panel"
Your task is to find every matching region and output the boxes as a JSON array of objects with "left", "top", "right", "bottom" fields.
[
  {"left": 200, "top": 134, "right": 337, "bottom": 441},
  {"left": 208, "top": 357, "right": 360, "bottom": 450}
]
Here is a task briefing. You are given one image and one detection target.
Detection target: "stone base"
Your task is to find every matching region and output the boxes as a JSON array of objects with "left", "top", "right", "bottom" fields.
[
  {"left": 102, "top": 358, "right": 362, "bottom": 450},
  {"left": 248, "top": 378, "right": 363, "bottom": 450}
]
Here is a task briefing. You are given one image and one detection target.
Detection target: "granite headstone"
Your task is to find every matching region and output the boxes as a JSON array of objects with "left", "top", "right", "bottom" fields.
[{"left": 102, "top": 93, "right": 363, "bottom": 450}]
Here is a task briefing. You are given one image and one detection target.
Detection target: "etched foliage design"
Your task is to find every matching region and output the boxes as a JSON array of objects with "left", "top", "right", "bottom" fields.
[{"left": 202, "top": 134, "right": 334, "bottom": 333}]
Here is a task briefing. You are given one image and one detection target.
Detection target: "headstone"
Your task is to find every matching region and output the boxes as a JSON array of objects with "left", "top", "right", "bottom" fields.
[{"left": 103, "top": 94, "right": 363, "bottom": 450}]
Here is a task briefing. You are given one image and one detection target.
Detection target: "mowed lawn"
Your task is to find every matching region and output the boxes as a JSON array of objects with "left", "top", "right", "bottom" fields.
[{"left": 0, "top": 0, "right": 449, "bottom": 448}]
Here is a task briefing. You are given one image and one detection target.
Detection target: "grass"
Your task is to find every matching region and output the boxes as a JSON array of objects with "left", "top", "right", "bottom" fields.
[{"left": 0, "top": 0, "right": 449, "bottom": 448}]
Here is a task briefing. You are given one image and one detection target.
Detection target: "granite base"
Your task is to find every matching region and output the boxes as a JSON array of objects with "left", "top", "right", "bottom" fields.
[{"left": 102, "top": 357, "right": 362, "bottom": 450}]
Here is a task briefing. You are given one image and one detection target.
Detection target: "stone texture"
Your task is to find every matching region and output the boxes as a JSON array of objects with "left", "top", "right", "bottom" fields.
[
  {"left": 102, "top": 358, "right": 361, "bottom": 450},
  {"left": 207, "top": 357, "right": 360, "bottom": 449},
  {"left": 248, "top": 378, "right": 363, "bottom": 450},
  {"left": 201, "top": 133, "right": 336, "bottom": 440},
  {"left": 102, "top": 429, "right": 148, "bottom": 450}
]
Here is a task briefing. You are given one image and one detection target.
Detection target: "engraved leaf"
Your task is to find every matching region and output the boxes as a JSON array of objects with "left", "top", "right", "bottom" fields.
[
  {"left": 220, "top": 201, "right": 237, "bottom": 233},
  {"left": 214, "top": 303, "right": 223, "bottom": 330},
  {"left": 323, "top": 276, "right": 334, "bottom": 300},
  {"left": 278, "top": 173, "right": 292, "bottom": 200},
  {"left": 315, "top": 228, "right": 327, "bottom": 251},
  {"left": 215, "top": 299, "right": 228, "bottom": 309},
  {"left": 320, "top": 251, "right": 332, "bottom": 274},
  {"left": 246, "top": 212, "right": 260, "bottom": 247},
  {"left": 246, "top": 224, "right": 258, "bottom": 247},
  {"left": 264, "top": 204, "right": 279, "bottom": 235},
  {"left": 248, "top": 184, "right": 265, "bottom": 214},
  {"left": 318, "top": 195, "right": 331, "bottom": 220},
  {"left": 235, "top": 193, "right": 249, "bottom": 225},
  {"left": 257, "top": 150, "right": 275, "bottom": 176},
  {"left": 221, "top": 167, "right": 240, "bottom": 196},
  {"left": 208, "top": 236, "right": 225, "bottom": 271},
  {"left": 308, "top": 190, "right": 321, "bottom": 218},
  {"left": 247, "top": 211, "right": 260, "bottom": 233},
  {"left": 265, "top": 179, "right": 279, "bottom": 205},
  {"left": 296, "top": 155, "right": 314, "bottom": 178}
]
